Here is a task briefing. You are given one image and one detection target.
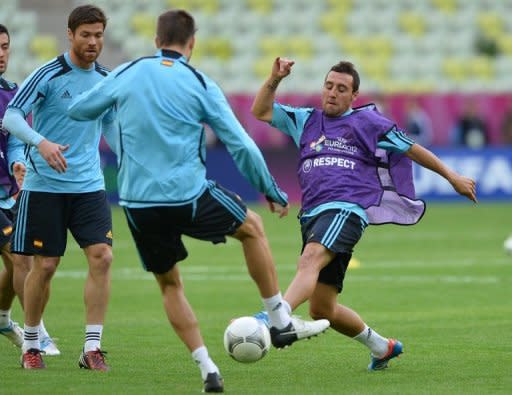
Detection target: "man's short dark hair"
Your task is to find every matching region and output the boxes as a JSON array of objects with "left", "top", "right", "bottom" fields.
[
  {"left": 68, "top": 4, "right": 107, "bottom": 33},
  {"left": 329, "top": 61, "right": 360, "bottom": 93},
  {"left": 157, "top": 9, "right": 196, "bottom": 47},
  {"left": 0, "top": 24, "right": 9, "bottom": 41}
]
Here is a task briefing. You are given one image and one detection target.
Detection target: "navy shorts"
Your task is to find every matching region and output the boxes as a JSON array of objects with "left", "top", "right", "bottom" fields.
[
  {"left": 300, "top": 209, "right": 367, "bottom": 293},
  {"left": 123, "top": 181, "right": 247, "bottom": 274},
  {"left": 0, "top": 206, "right": 15, "bottom": 248},
  {"left": 12, "top": 190, "right": 113, "bottom": 257}
]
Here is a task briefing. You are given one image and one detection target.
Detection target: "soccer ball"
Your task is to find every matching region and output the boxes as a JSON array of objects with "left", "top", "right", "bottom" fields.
[
  {"left": 504, "top": 235, "right": 512, "bottom": 254},
  {"left": 223, "top": 316, "right": 271, "bottom": 363}
]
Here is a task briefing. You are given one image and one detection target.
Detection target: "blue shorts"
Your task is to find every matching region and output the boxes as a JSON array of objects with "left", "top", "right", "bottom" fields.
[
  {"left": 123, "top": 181, "right": 247, "bottom": 274},
  {"left": 300, "top": 209, "right": 367, "bottom": 293},
  {"left": 12, "top": 190, "right": 113, "bottom": 257}
]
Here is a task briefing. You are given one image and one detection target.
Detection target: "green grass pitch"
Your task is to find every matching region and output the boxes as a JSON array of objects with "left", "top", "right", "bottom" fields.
[{"left": 1, "top": 203, "right": 510, "bottom": 394}]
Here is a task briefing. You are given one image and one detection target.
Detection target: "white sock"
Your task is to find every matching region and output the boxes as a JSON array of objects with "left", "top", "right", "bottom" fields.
[
  {"left": 39, "top": 319, "right": 50, "bottom": 339},
  {"left": 192, "top": 346, "right": 219, "bottom": 380},
  {"left": 353, "top": 324, "right": 389, "bottom": 357},
  {"left": 0, "top": 309, "right": 11, "bottom": 328},
  {"left": 84, "top": 324, "right": 103, "bottom": 352},
  {"left": 23, "top": 324, "right": 40, "bottom": 352},
  {"left": 263, "top": 293, "right": 291, "bottom": 329}
]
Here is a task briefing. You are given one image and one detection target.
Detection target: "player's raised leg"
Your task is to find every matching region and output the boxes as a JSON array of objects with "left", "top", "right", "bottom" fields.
[{"left": 232, "top": 209, "right": 330, "bottom": 349}]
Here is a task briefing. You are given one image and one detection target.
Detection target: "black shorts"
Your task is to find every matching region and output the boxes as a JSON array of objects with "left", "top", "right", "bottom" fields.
[
  {"left": 12, "top": 190, "right": 113, "bottom": 257},
  {"left": 0, "top": 206, "right": 15, "bottom": 248},
  {"left": 300, "top": 209, "right": 367, "bottom": 293},
  {"left": 123, "top": 181, "right": 247, "bottom": 274}
]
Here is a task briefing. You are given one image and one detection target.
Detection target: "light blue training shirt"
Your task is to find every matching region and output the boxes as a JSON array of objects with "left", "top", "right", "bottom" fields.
[
  {"left": 4, "top": 52, "right": 115, "bottom": 193},
  {"left": 68, "top": 49, "right": 288, "bottom": 208}
]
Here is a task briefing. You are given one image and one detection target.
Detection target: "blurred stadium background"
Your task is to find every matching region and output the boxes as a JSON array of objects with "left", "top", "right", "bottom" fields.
[{"left": 3, "top": 0, "right": 512, "bottom": 203}]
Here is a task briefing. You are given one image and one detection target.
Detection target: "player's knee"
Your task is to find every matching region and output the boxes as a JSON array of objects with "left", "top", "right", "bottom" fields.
[
  {"left": 88, "top": 245, "right": 113, "bottom": 273},
  {"left": 38, "top": 259, "right": 59, "bottom": 279},
  {"left": 237, "top": 209, "right": 265, "bottom": 239}
]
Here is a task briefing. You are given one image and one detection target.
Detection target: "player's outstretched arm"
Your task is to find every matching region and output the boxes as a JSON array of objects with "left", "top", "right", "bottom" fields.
[
  {"left": 406, "top": 143, "right": 477, "bottom": 202},
  {"left": 251, "top": 57, "right": 295, "bottom": 122}
]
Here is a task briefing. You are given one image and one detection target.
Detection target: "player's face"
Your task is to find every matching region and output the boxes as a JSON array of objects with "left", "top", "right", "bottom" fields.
[
  {"left": 68, "top": 22, "right": 104, "bottom": 68},
  {"left": 321, "top": 71, "right": 358, "bottom": 117},
  {"left": 0, "top": 33, "right": 10, "bottom": 74}
]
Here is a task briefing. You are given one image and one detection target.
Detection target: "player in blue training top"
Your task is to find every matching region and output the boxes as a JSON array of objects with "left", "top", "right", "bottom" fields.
[
  {"left": 3, "top": 5, "right": 115, "bottom": 371},
  {"left": 68, "top": 9, "right": 329, "bottom": 393},
  {"left": 0, "top": 23, "right": 60, "bottom": 356},
  {"left": 252, "top": 57, "right": 477, "bottom": 371}
]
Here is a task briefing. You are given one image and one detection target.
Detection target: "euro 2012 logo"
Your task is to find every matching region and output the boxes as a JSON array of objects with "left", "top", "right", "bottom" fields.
[{"left": 310, "top": 135, "right": 326, "bottom": 152}]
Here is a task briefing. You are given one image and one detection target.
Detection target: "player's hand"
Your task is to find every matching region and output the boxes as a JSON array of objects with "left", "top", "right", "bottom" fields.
[
  {"left": 37, "top": 139, "right": 70, "bottom": 173},
  {"left": 267, "top": 200, "right": 289, "bottom": 218},
  {"left": 12, "top": 162, "right": 26, "bottom": 187},
  {"left": 450, "top": 175, "right": 477, "bottom": 203},
  {"left": 272, "top": 57, "right": 295, "bottom": 79}
]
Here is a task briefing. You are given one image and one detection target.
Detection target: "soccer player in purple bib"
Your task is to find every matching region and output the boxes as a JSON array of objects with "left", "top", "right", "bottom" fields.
[{"left": 252, "top": 57, "right": 477, "bottom": 371}]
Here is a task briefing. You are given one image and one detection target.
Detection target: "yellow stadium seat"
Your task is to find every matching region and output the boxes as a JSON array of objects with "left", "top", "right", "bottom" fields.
[
  {"left": 366, "top": 37, "right": 394, "bottom": 58},
  {"left": 29, "top": 35, "right": 59, "bottom": 62},
  {"left": 477, "top": 12, "right": 504, "bottom": 40},
  {"left": 398, "top": 12, "right": 426, "bottom": 37},
  {"left": 325, "top": 0, "right": 353, "bottom": 13},
  {"left": 247, "top": 0, "right": 273, "bottom": 15},
  {"left": 253, "top": 56, "right": 278, "bottom": 79},
  {"left": 442, "top": 58, "right": 467, "bottom": 82},
  {"left": 319, "top": 12, "right": 349, "bottom": 36},
  {"left": 497, "top": 35, "right": 512, "bottom": 55},
  {"left": 166, "top": 0, "right": 219, "bottom": 14},
  {"left": 358, "top": 55, "right": 390, "bottom": 83},
  {"left": 288, "top": 37, "right": 314, "bottom": 60},
  {"left": 208, "top": 38, "right": 233, "bottom": 61},
  {"left": 259, "top": 37, "right": 286, "bottom": 57},
  {"left": 469, "top": 56, "right": 495, "bottom": 81},
  {"left": 430, "top": 0, "right": 457, "bottom": 14},
  {"left": 131, "top": 13, "right": 155, "bottom": 39},
  {"left": 336, "top": 36, "right": 365, "bottom": 59},
  {"left": 193, "top": 38, "right": 233, "bottom": 62}
]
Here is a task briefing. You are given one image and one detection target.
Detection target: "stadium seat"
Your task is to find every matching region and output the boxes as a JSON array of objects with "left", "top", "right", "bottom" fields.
[
  {"left": 246, "top": 0, "right": 274, "bottom": 15},
  {"left": 130, "top": 13, "right": 155, "bottom": 39},
  {"left": 29, "top": 35, "right": 59, "bottom": 62},
  {"left": 430, "top": 0, "right": 458, "bottom": 14},
  {"left": 398, "top": 12, "right": 427, "bottom": 37},
  {"left": 477, "top": 12, "right": 504, "bottom": 40},
  {"left": 165, "top": 0, "right": 220, "bottom": 14}
]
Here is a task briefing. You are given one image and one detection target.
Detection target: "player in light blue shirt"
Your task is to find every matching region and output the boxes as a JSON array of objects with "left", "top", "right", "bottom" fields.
[
  {"left": 0, "top": 23, "right": 60, "bottom": 357},
  {"left": 68, "top": 9, "right": 329, "bottom": 393},
  {"left": 2, "top": 5, "right": 114, "bottom": 371}
]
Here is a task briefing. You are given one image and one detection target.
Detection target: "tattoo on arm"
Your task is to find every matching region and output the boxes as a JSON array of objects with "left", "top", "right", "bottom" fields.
[{"left": 266, "top": 78, "right": 281, "bottom": 91}]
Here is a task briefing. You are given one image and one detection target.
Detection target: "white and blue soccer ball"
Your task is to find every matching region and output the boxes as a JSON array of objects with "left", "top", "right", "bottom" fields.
[
  {"left": 223, "top": 316, "right": 271, "bottom": 363},
  {"left": 504, "top": 235, "right": 512, "bottom": 255}
]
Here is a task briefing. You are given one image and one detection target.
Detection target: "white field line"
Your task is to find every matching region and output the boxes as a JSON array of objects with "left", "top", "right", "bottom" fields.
[{"left": 54, "top": 266, "right": 503, "bottom": 284}]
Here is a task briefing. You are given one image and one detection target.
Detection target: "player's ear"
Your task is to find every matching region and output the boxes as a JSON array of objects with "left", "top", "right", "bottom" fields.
[
  {"left": 154, "top": 36, "right": 161, "bottom": 49},
  {"left": 67, "top": 28, "right": 73, "bottom": 42}
]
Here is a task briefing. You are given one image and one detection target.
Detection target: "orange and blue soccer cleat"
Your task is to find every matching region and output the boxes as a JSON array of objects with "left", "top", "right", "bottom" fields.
[{"left": 368, "top": 339, "right": 403, "bottom": 371}]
